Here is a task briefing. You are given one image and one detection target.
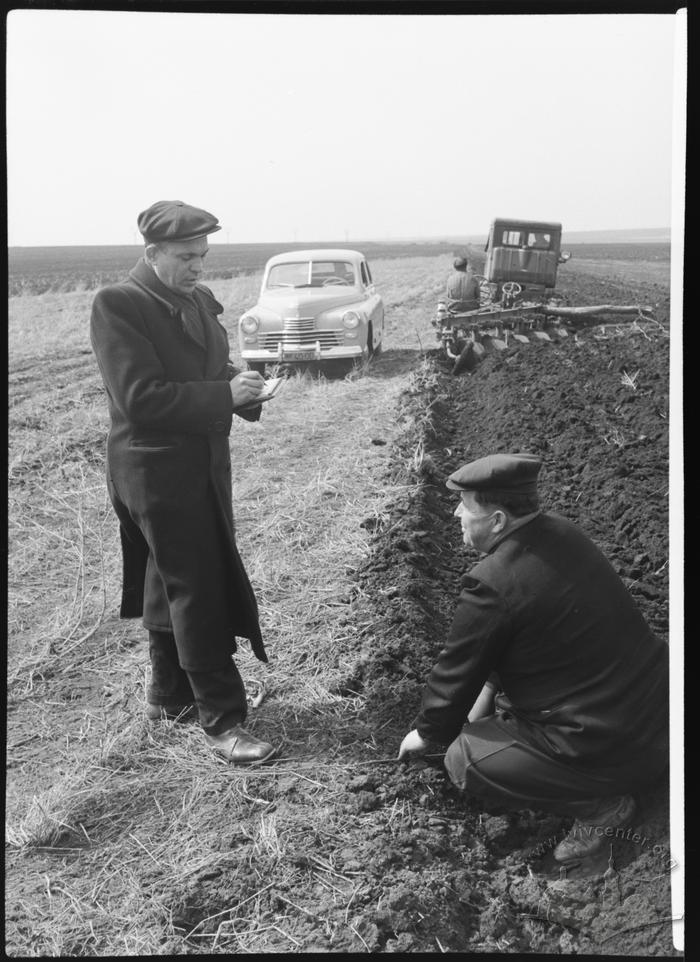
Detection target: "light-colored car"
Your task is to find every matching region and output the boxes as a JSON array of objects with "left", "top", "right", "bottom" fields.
[{"left": 238, "top": 249, "right": 384, "bottom": 373}]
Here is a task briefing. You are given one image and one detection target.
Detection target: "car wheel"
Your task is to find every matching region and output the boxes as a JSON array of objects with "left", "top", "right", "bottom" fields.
[{"left": 247, "top": 362, "right": 266, "bottom": 375}]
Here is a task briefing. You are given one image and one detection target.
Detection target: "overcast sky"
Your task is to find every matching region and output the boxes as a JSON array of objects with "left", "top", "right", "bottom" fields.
[{"left": 6, "top": 9, "right": 685, "bottom": 247}]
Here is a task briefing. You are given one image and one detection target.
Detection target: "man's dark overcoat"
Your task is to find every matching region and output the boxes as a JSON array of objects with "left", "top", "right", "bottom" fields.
[
  {"left": 90, "top": 258, "right": 266, "bottom": 671},
  {"left": 415, "top": 512, "right": 668, "bottom": 784}
]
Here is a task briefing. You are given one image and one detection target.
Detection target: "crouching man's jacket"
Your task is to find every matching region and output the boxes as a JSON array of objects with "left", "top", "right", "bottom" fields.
[{"left": 414, "top": 512, "right": 668, "bottom": 774}]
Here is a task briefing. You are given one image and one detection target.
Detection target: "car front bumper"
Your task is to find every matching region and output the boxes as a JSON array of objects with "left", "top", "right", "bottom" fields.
[{"left": 241, "top": 342, "right": 364, "bottom": 363}]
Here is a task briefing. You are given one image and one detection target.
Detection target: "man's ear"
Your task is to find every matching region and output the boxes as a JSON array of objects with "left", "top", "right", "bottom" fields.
[
  {"left": 491, "top": 510, "right": 507, "bottom": 533},
  {"left": 144, "top": 244, "right": 159, "bottom": 265}
]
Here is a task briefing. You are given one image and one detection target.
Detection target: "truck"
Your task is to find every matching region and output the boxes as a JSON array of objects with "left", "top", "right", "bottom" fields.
[{"left": 433, "top": 218, "right": 653, "bottom": 374}]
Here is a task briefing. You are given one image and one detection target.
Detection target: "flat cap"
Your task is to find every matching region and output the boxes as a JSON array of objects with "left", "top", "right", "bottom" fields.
[
  {"left": 446, "top": 453, "right": 542, "bottom": 494},
  {"left": 137, "top": 200, "right": 221, "bottom": 244}
]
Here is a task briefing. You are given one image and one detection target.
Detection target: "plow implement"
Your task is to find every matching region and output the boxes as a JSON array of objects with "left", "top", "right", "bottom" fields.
[
  {"left": 434, "top": 297, "right": 657, "bottom": 375},
  {"left": 435, "top": 217, "right": 658, "bottom": 374}
]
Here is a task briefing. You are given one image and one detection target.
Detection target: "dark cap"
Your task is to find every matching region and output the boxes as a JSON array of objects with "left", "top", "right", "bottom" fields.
[
  {"left": 446, "top": 453, "right": 542, "bottom": 495},
  {"left": 453, "top": 257, "right": 468, "bottom": 270},
  {"left": 137, "top": 200, "right": 221, "bottom": 244}
]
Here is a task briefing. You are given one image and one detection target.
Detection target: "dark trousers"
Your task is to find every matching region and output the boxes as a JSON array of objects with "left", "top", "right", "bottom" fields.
[
  {"left": 147, "top": 630, "right": 247, "bottom": 735},
  {"left": 444, "top": 713, "right": 667, "bottom": 819}
]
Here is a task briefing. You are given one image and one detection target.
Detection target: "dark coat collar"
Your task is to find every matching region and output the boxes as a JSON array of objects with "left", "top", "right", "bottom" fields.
[
  {"left": 485, "top": 510, "right": 542, "bottom": 555},
  {"left": 127, "top": 258, "right": 222, "bottom": 318},
  {"left": 127, "top": 259, "right": 228, "bottom": 354},
  {"left": 128, "top": 258, "right": 182, "bottom": 316}
]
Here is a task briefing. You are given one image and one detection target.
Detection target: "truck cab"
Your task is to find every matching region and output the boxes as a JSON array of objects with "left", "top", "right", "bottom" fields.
[{"left": 483, "top": 218, "right": 571, "bottom": 297}]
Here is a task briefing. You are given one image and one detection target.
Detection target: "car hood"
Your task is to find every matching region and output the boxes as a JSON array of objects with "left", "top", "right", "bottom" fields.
[{"left": 255, "top": 288, "right": 363, "bottom": 317}]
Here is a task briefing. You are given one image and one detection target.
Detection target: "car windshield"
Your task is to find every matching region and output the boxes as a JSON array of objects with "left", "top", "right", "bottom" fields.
[{"left": 266, "top": 260, "right": 356, "bottom": 289}]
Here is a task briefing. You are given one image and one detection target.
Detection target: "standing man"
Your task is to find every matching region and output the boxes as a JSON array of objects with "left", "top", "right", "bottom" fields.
[
  {"left": 446, "top": 256, "right": 480, "bottom": 313},
  {"left": 398, "top": 453, "right": 669, "bottom": 863},
  {"left": 91, "top": 200, "right": 275, "bottom": 764}
]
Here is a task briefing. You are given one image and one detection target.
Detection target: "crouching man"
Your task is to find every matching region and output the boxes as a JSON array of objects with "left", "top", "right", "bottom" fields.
[{"left": 398, "top": 453, "right": 669, "bottom": 863}]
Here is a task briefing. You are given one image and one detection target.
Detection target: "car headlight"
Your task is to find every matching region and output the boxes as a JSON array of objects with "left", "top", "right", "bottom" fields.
[
  {"left": 241, "top": 315, "right": 259, "bottom": 334},
  {"left": 342, "top": 311, "right": 361, "bottom": 329}
]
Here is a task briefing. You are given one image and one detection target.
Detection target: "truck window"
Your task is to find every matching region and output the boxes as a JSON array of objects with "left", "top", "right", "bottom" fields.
[
  {"left": 528, "top": 232, "right": 552, "bottom": 250},
  {"left": 502, "top": 230, "right": 523, "bottom": 247}
]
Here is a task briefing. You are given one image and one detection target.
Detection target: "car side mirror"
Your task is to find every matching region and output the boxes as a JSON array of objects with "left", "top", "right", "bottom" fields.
[{"left": 558, "top": 251, "right": 571, "bottom": 263}]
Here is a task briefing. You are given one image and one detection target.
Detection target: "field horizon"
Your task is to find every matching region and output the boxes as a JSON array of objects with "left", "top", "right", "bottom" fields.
[
  {"left": 8, "top": 225, "right": 672, "bottom": 255},
  {"left": 8, "top": 232, "right": 672, "bottom": 299}
]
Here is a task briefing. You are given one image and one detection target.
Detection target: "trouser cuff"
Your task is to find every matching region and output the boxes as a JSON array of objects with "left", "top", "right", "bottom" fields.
[
  {"left": 147, "top": 630, "right": 248, "bottom": 733},
  {"left": 186, "top": 663, "right": 248, "bottom": 736}
]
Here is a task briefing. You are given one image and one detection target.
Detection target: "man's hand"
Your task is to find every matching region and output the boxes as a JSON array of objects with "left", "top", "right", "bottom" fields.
[
  {"left": 398, "top": 729, "right": 429, "bottom": 760},
  {"left": 230, "top": 371, "right": 265, "bottom": 408}
]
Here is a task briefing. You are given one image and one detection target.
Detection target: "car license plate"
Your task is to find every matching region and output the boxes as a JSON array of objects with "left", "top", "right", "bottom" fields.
[{"left": 284, "top": 350, "right": 317, "bottom": 361}]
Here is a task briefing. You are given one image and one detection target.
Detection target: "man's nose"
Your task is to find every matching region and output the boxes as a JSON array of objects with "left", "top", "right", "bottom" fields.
[{"left": 191, "top": 258, "right": 204, "bottom": 274}]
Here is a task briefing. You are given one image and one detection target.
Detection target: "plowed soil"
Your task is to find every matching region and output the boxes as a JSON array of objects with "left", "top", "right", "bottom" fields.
[
  {"left": 339, "top": 328, "right": 675, "bottom": 954},
  {"left": 189, "top": 265, "right": 675, "bottom": 955},
  {"left": 6, "top": 252, "right": 679, "bottom": 955}
]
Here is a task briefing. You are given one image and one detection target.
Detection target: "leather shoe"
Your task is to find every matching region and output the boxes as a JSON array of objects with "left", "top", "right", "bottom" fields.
[
  {"left": 146, "top": 702, "right": 198, "bottom": 723},
  {"left": 554, "top": 794, "right": 636, "bottom": 863},
  {"left": 205, "top": 724, "right": 276, "bottom": 764}
]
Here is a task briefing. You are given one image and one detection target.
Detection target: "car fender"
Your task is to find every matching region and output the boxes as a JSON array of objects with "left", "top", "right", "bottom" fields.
[
  {"left": 368, "top": 295, "right": 384, "bottom": 332},
  {"left": 239, "top": 305, "right": 282, "bottom": 324}
]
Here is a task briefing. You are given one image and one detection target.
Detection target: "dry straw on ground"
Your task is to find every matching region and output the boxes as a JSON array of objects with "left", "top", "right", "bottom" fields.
[{"left": 7, "top": 258, "right": 443, "bottom": 954}]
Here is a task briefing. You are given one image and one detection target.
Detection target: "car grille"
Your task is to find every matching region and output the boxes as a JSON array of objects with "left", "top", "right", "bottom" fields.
[
  {"left": 282, "top": 317, "right": 316, "bottom": 332},
  {"left": 260, "top": 320, "right": 344, "bottom": 350}
]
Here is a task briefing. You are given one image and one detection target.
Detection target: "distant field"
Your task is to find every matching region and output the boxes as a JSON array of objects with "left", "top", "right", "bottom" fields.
[
  {"left": 8, "top": 240, "right": 671, "bottom": 296},
  {"left": 7, "top": 241, "right": 462, "bottom": 296},
  {"left": 563, "top": 243, "right": 670, "bottom": 263}
]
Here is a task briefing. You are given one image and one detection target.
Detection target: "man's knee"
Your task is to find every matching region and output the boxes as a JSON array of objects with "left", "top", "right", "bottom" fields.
[
  {"left": 444, "top": 723, "right": 515, "bottom": 795},
  {"left": 445, "top": 734, "right": 481, "bottom": 793}
]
